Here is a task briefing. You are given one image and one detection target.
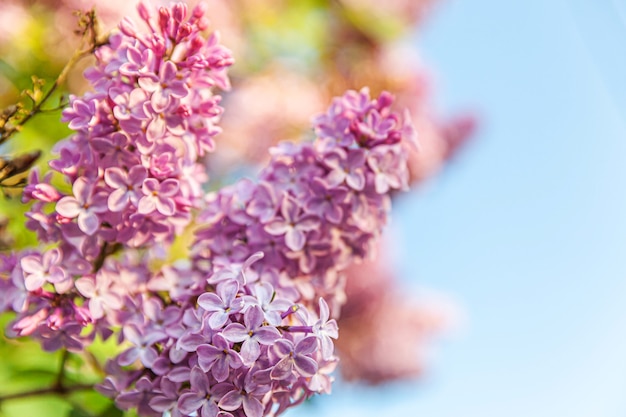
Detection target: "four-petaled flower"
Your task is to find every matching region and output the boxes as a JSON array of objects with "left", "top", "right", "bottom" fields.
[
  {"left": 56, "top": 177, "right": 107, "bottom": 235},
  {"left": 197, "top": 281, "right": 244, "bottom": 329},
  {"left": 139, "top": 60, "right": 189, "bottom": 113},
  {"left": 177, "top": 366, "right": 232, "bottom": 417},
  {"left": 75, "top": 270, "right": 123, "bottom": 320},
  {"left": 196, "top": 334, "right": 244, "bottom": 382},
  {"left": 324, "top": 148, "right": 367, "bottom": 191},
  {"left": 138, "top": 178, "right": 180, "bottom": 216},
  {"left": 104, "top": 166, "right": 147, "bottom": 212},
  {"left": 305, "top": 178, "right": 348, "bottom": 224},
  {"left": 270, "top": 336, "right": 319, "bottom": 380},
  {"left": 20, "top": 248, "right": 67, "bottom": 292},
  {"left": 313, "top": 298, "right": 339, "bottom": 360},
  {"left": 265, "top": 196, "right": 319, "bottom": 251},
  {"left": 118, "top": 325, "right": 167, "bottom": 368},
  {"left": 222, "top": 305, "right": 280, "bottom": 365}
]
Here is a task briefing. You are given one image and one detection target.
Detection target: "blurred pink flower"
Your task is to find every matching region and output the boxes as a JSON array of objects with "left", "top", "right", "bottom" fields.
[{"left": 336, "top": 245, "right": 459, "bottom": 384}]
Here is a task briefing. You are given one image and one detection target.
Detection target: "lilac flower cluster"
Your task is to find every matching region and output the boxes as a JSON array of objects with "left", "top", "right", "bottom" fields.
[
  {"left": 193, "top": 87, "right": 416, "bottom": 311},
  {"left": 25, "top": 1, "right": 232, "bottom": 250},
  {"left": 1, "top": 0, "right": 233, "bottom": 362},
  {"left": 0, "top": 3, "right": 419, "bottom": 417},
  {"left": 94, "top": 254, "right": 338, "bottom": 417}
]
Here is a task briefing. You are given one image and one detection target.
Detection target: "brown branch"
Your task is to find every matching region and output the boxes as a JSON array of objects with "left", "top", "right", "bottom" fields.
[
  {"left": 0, "top": 383, "right": 94, "bottom": 402},
  {"left": 0, "top": 10, "right": 109, "bottom": 146}
]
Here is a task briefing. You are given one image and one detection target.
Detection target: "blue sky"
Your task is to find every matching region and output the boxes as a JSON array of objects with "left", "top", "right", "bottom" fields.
[{"left": 288, "top": 1, "right": 626, "bottom": 416}]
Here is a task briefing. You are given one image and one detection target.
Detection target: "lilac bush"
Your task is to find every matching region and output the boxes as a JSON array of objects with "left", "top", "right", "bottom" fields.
[{"left": 0, "top": 2, "right": 418, "bottom": 416}]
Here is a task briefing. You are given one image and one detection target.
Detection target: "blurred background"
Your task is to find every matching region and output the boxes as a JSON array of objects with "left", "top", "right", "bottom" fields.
[
  {"left": 288, "top": 1, "right": 626, "bottom": 416},
  {"left": 1, "top": 0, "right": 626, "bottom": 416}
]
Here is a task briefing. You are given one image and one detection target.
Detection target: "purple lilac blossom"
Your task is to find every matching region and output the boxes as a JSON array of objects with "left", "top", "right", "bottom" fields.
[
  {"left": 0, "top": 3, "right": 420, "bottom": 417},
  {"left": 193, "top": 87, "right": 415, "bottom": 313},
  {"left": 3, "top": 0, "right": 233, "bottom": 360}
]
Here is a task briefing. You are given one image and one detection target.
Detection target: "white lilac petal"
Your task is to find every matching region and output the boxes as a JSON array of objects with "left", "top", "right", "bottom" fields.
[
  {"left": 324, "top": 319, "right": 339, "bottom": 339},
  {"left": 73, "top": 177, "right": 93, "bottom": 204},
  {"left": 75, "top": 277, "right": 96, "bottom": 298},
  {"left": 197, "top": 292, "right": 224, "bottom": 312},
  {"left": 108, "top": 188, "right": 130, "bottom": 212},
  {"left": 104, "top": 167, "right": 127, "bottom": 188},
  {"left": 285, "top": 228, "right": 305, "bottom": 251},
  {"left": 88, "top": 298, "right": 105, "bottom": 320},
  {"left": 319, "top": 298, "right": 330, "bottom": 323},
  {"left": 155, "top": 197, "right": 175, "bottom": 216},
  {"left": 137, "top": 195, "right": 157, "bottom": 214},
  {"left": 24, "top": 273, "right": 46, "bottom": 292},
  {"left": 208, "top": 311, "right": 229, "bottom": 329},
  {"left": 346, "top": 171, "right": 365, "bottom": 190},
  {"left": 20, "top": 255, "right": 43, "bottom": 274},
  {"left": 264, "top": 220, "right": 289, "bottom": 235},
  {"left": 77, "top": 210, "right": 100, "bottom": 235},
  {"left": 56, "top": 197, "right": 81, "bottom": 218},
  {"left": 138, "top": 74, "right": 159, "bottom": 92},
  {"left": 319, "top": 335, "right": 334, "bottom": 360},
  {"left": 222, "top": 323, "right": 248, "bottom": 343}
]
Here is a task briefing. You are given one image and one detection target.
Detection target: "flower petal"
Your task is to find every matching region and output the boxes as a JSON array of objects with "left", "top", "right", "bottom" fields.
[
  {"left": 78, "top": 210, "right": 100, "bottom": 235},
  {"left": 56, "top": 197, "right": 81, "bottom": 218}
]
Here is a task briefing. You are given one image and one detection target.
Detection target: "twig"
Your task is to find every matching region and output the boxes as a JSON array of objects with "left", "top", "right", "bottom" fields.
[
  {"left": 0, "top": 10, "right": 109, "bottom": 145},
  {"left": 0, "top": 384, "right": 94, "bottom": 402},
  {"left": 54, "top": 349, "right": 70, "bottom": 389},
  {"left": 0, "top": 348, "right": 99, "bottom": 403}
]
